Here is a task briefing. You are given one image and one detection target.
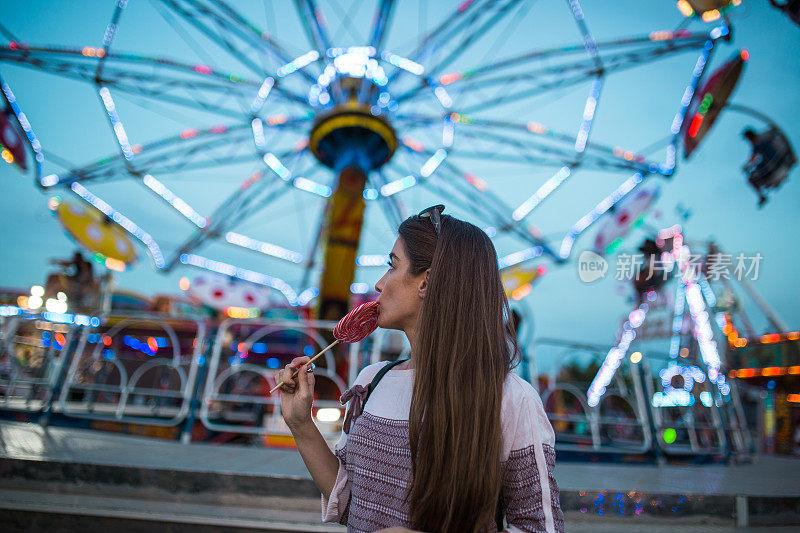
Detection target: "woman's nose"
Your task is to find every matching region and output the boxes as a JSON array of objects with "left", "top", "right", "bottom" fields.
[{"left": 374, "top": 273, "right": 387, "bottom": 293}]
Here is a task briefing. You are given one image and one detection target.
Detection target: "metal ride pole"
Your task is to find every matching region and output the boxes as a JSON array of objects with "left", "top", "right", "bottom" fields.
[
  {"left": 637, "top": 354, "right": 666, "bottom": 465},
  {"left": 180, "top": 336, "right": 209, "bottom": 444}
]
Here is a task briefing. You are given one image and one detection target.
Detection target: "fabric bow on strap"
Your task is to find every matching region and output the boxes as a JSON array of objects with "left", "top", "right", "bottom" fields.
[{"left": 340, "top": 384, "right": 369, "bottom": 434}]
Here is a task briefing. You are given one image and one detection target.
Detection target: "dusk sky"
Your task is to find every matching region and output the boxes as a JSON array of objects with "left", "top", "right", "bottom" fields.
[{"left": 1, "top": 1, "right": 798, "bottom": 374}]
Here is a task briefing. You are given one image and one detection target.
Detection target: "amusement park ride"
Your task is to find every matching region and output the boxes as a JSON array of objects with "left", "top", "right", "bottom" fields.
[{"left": 0, "top": 1, "right": 797, "bottom": 459}]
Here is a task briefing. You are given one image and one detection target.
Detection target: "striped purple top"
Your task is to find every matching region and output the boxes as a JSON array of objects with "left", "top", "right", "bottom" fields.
[{"left": 321, "top": 361, "right": 564, "bottom": 532}]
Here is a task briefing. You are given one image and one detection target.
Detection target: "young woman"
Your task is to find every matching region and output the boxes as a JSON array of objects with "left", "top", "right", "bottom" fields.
[{"left": 277, "top": 205, "right": 563, "bottom": 532}]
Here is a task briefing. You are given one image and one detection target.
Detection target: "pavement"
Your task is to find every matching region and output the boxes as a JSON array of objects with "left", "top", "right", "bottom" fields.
[{"left": 2, "top": 421, "right": 800, "bottom": 530}]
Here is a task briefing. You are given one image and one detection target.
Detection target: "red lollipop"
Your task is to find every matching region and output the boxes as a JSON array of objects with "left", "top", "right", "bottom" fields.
[
  {"left": 270, "top": 301, "right": 379, "bottom": 394},
  {"left": 334, "top": 300, "right": 379, "bottom": 342}
]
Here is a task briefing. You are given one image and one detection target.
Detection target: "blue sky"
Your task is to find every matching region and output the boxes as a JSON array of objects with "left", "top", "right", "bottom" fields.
[{"left": 1, "top": 1, "right": 798, "bottom": 373}]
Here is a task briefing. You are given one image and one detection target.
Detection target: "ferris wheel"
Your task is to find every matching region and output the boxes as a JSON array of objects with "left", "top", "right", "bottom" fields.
[{"left": 0, "top": 0, "right": 737, "bottom": 318}]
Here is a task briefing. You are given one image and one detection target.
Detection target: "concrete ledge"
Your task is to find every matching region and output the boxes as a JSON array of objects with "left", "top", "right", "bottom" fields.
[
  {"left": 561, "top": 489, "right": 734, "bottom": 522},
  {"left": 0, "top": 456, "right": 321, "bottom": 504},
  {"left": 5, "top": 456, "right": 800, "bottom": 527},
  {"left": 0, "top": 488, "right": 343, "bottom": 532},
  {"left": 747, "top": 496, "right": 800, "bottom": 526}
]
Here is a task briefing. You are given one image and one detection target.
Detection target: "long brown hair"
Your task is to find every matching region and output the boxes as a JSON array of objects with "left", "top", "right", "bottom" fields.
[{"left": 399, "top": 213, "right": 520, "bottom": 532}]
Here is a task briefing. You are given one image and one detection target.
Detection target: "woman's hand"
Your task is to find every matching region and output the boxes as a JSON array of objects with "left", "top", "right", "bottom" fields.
[{"left": 275, "top": 356, "right": 315, "bottom": 430}]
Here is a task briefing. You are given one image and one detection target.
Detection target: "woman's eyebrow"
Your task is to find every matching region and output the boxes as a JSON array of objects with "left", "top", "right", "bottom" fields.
[{"left": 389, "top": 252, "right": 399, "bottom": 261}]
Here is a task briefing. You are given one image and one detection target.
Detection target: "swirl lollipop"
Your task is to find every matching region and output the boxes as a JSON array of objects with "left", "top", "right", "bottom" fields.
[
  {"left": 333, "top": 300, "right": 379, "bottom": 341},
  {"left": 270, "top": 301, "right": 379, "bottom": 393}
]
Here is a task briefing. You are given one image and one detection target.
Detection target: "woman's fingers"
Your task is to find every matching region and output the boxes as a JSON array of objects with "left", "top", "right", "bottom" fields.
[
  {"left": 296, "top": 359, "right": 315, "bottom": 393},
  {"left": 280, "top": 364, "right": 297, "bottom": 392},
  {"left": 291, "top": 356, "right": 312, "bottom": 367},
  {"left": 278, "top": 357, "right": 315, "bottom": 394}
]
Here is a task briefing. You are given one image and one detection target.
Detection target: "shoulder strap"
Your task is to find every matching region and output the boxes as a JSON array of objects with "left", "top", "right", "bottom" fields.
[{"left": 363, "top": 358, "right": 409, "bottom": 408}]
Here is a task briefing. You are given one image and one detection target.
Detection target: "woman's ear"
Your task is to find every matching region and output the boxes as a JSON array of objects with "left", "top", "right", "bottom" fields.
[{"left": 418, "top": 269, "right": 430, "bottom": 299}]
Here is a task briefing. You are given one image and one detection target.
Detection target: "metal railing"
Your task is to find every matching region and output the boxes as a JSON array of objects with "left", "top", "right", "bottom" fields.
[
  {"left": 57, "top": 315, "right": 205, "bottom": 428},
  {"left": 533, "top": 338, "right": 753, "bottom": 459},
  {"left": 0, "top": 314, "right": 84, "bottom": 412}
]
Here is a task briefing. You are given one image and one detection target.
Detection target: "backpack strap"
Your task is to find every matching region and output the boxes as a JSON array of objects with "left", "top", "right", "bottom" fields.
[
  {"left": 340, "top": 358, "right": 410, "bottom": 434},
  {"left": 363, "top": 357, "right": 410, "bottom": 408}
]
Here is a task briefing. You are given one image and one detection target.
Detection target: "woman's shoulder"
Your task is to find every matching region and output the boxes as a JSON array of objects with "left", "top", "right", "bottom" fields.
[
  {"left": 502, "top": 371, "right": 542, "bottom": 407},
  {"left": 501, "top": 371, "right": 555, "bottom": 450},
  {"left": 351, "top": 360, "right": 394, "bottom": 387}
]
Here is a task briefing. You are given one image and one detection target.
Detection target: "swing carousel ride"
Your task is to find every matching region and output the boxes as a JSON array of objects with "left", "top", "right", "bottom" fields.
[{"left": 2, "top": 0, "right": 784, "bottom": 320}]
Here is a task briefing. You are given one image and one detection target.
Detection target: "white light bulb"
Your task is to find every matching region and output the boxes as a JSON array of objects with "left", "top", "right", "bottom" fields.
[
  {"left": 316, "top": 408, "right": 341, "bottom": 423},
  {"left": 28, "top": 295, "right": 43, "bottom": 310}
]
